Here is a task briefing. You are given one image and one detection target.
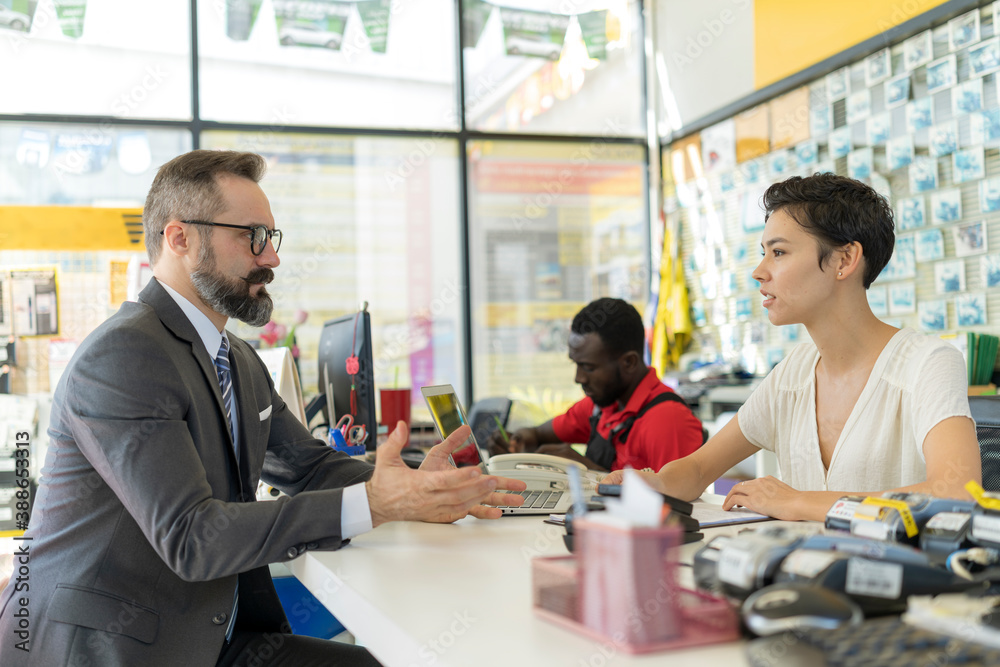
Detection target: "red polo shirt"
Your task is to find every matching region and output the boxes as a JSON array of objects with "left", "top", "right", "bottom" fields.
[{"left": 551, "top": 367, "right": 702, "bottom": 471}]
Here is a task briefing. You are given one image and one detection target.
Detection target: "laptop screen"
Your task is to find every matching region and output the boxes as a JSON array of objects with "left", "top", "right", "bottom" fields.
[{"left": 421, "top": 385, "right": 483, "bottom": 467}]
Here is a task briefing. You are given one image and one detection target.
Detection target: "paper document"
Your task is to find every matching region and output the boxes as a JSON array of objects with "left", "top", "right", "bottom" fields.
[{"left": 691, "top": 499, "right": 771, "bottom": 527}]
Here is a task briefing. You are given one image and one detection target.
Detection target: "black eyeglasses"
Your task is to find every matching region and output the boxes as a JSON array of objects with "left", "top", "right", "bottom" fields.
[{"left": 173, "top": 220, "right": 282, "bottom": 256}]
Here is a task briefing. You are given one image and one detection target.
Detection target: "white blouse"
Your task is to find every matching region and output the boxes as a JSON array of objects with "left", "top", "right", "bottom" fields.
[{"left": 737, "top": 328, "right": 972, "bottom": 492}]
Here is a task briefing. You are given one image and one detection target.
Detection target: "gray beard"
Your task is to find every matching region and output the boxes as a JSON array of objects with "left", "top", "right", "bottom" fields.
[
  {"left": 190, "top": 244, "right": 273, "bottom": 327},
  {"left": 191, "top": 269, "right": 273, "bottom": 327}
]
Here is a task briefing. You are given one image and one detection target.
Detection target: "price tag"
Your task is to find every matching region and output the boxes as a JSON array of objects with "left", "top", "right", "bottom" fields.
[
  {"left": 780, "top": 550, "right": 839, "bottom": 578},
  {"left": 851, "top": 518, "right": 890, "bottom": 541},
  {"left": 925, "top": 511, "right": 970, "bottom": 532},
  {"left": 971, "top": 514, "right": 1000, "bottom": 545},
  {"left": 846, "top": 558, "right": 903, "bottom": 599},
  {"left": 718, "top": 545, "right": 756, "bottom": 589},
  {"left": 827, "top": 499, "right": 861, "bottom": 522}
]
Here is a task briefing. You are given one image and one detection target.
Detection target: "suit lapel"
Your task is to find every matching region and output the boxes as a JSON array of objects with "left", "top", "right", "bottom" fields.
[{"left": 138, "top": 279, "right": 244, "bottom": 496}]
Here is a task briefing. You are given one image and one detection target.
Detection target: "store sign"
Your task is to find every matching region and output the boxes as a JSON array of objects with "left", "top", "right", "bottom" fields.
[{"left": 499, "top": 7, "right": 569, "bottom": 61}]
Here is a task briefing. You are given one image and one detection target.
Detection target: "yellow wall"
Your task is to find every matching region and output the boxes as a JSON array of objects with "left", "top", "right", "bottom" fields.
[{"left": 754, "top": 0, "right": 951, "bottom": 88}]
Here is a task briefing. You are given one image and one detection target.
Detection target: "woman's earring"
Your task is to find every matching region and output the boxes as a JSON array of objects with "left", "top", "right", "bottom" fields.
[{"left": 838, "top": 272, "right": 843, "bottom": 277}]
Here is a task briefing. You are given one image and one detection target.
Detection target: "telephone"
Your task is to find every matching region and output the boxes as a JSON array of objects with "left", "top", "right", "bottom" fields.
[{"left": 486, "top": 452, "right": 603, "bottom": 491}]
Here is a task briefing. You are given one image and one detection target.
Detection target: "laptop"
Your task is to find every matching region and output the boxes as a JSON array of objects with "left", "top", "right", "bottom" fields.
[{"left": 421, "top": 384, "right": 599, "bottom": 515}]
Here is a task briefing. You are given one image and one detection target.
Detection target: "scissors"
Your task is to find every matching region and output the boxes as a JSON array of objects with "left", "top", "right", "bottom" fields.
[
  {"left": 335, "top": 415, "right": 353, "bottom": 437},
  {"left": 335, "top": 415, "right": 368, "bottom": 446}
]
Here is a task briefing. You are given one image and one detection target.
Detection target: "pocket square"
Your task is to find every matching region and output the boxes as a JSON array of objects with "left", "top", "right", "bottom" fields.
[{"left": 259, "top": 405, "right": 272, "bottom": 421}]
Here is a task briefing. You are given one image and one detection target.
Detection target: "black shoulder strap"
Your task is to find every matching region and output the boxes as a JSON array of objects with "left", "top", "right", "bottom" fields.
[{"left": 615, "top": 391, "right": 691, "bottom": 445}]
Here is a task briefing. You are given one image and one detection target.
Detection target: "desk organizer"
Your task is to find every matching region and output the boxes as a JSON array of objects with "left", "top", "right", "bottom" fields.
[{"left": 531, "top": 518, "right": 739, "bottom": 654}]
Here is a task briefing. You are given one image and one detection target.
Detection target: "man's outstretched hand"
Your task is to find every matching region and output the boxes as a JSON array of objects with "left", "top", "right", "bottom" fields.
[{"left": 366, "top": 422, "right": 527, "bottom": 525}]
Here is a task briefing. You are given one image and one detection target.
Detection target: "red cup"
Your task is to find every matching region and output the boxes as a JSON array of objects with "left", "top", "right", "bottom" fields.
[{"left": 380, "top": 388, "right": 412, "bottom": 430}]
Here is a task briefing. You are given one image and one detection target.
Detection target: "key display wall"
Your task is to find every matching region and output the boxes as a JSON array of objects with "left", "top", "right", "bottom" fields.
[{"left": 665, "top": 4, "right": 1000, "bottom": 373}]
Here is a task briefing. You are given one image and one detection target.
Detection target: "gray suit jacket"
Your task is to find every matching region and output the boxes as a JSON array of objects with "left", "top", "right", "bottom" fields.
[{"left": 0, "top": 279, "right": 374, "bottom": 666}]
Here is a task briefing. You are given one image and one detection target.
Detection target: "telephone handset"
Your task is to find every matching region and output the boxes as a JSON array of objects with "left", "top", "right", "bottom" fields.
[
  {"left": 487, "top": 452, "right": 587, "bottom": 474},
  {"left": 486, "top": 453, "right": 603, "bottom": 489}
]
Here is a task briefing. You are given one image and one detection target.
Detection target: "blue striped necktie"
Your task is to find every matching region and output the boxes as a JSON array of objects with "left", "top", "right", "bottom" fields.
[
  {"left": 214, "top": 336, "right": 239, "bottom": 641},
  {"left": 215, "top": 337, "right": 238, "bottom": 459}
]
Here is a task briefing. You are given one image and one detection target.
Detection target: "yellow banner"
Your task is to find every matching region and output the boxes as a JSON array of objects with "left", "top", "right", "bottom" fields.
[{"left": 0, "top": 206, "right": 144, "bottom": 251}]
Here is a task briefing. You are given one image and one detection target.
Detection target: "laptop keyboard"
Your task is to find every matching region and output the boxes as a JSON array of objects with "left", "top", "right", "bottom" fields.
[{"left": 495, "top": 489, "right": 564, "bottom": 510}]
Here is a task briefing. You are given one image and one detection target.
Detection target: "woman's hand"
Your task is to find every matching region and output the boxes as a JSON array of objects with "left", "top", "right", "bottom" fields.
[{"left": 722, "top": 476, "right": 805, "bottom": 521}]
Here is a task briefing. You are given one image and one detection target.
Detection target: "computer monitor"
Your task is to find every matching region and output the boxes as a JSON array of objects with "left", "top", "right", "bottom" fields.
[{"left": 317, "top": 309, "right": 378, "bottom": 451}]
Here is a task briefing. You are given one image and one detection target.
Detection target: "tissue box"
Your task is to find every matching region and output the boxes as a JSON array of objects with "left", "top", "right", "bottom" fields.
[
  {"left": 577, "top": 517, "right": 682, "bottom": 644},
  {"left": 531, "top": 518, "right": 739, "bottom": 654}
]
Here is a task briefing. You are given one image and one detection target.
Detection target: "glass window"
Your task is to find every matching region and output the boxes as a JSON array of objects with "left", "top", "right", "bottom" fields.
[
  {"left": 0, "top": 122, "right": 192, "bottom": 205},
  {"left": 0, "top": 0, "right": 192, "bottom": 119},
  {"left": 462, "top": 0, "right": 645, "bottom": 137},
  {"left": 202, "top": 131, "right": 464, "bottom": 421},
  {"left": 466, "top": 139, "right": 649, "bottom": 413},
  {"left": 197, "top": 0, "right": 459, "bottom": 130}
]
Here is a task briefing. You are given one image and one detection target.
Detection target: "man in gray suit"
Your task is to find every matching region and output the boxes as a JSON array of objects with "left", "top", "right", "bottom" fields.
[{"left": 0, "top": 150, "right": 525, "bottom": 666}]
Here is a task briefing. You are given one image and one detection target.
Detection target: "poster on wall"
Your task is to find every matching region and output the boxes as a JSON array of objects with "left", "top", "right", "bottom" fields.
[
  {"left": 926, "top": 55, "right": 957, "bottom": 94},
  {"left": 982, "top": 253, "right": 1000, "bottom": 288},
  {"left": 919, "top": 299, "right": 947, "bottom": 331},
  {"left": 954, "top": 78, "right": 984, "bottom": 116},
  {"left": 825, "top": 67, "right": 849, "bottom": 101},
  {"left": 934, "top": 259, "right": 966, "bottom": 294},
  {"left": 969, "top": 38, "right": 1000, "bottom": 77},
  {"left": 864, "top": 48, "right": 891, "bottom": 87},
  {"left": 8, "top": 268, "right": 58, "bottom": 337},
  {"left": 355, "top": 0, "right": 392, "bottom": 53},
  {"left": 956, "top": 293, "right": 987, "bottom": 327},
  {"left": 931, "top": 188, "right": 962, "bottom": 225},
  {"left": 904, "top": 30, "right": 933, "bottom": 71},
  {"left": 897, "top": 195, "right": 926, "bottom": 230},
  {"left": 881, "top": 236, "right": 916, "bottom": 281},
  {"left": 953, "top": 147, "right": 985, "bottom": 183},
  {"left": 577, "top": 9, "right": 611, "bottom": 60},
  {"left": 499, "top": 6, "right": 570, "bottom": 60},
  {"left": 952, "top": 220, "right": 988, "bottom": 257},
  {"left": 273, "top": 0, "right": 351, "bottom": 51},
  {"left": 885, "top": 74, "right": 911, "bottom": 109},
  {"left": 948, "top": 9, "right": 980, "bottom": 52},
  {"left": 701, "top": 120, "right": 736, "bottom": 175},
  {"left": 886, "top": 135, "right": 914, "bottom": 171},
  {"left": 769, "top": 87, "right": 809, "bottom": 149},
  {"left": 734, "top": 106, "right": 770, "bottom": 163}
]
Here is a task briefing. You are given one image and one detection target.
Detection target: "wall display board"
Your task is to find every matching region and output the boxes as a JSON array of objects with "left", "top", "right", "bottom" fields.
[{"left": 664, "top": 4, "right": 1000, "bottom": 373}]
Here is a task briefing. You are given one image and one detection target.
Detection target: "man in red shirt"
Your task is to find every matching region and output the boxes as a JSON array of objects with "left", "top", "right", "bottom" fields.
[{"left": 489, "top": 298, "right": 704, "bottom": 471}]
